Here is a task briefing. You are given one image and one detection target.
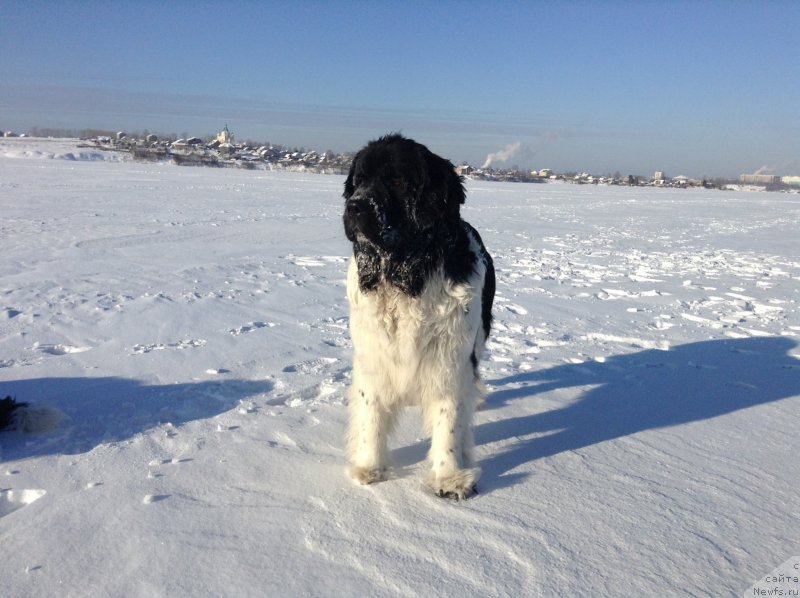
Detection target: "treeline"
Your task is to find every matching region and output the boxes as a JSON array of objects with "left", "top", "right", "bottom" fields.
[
  {"left": 28, "top": 127, "right": 117, "bottom": 139},
  {"left": 27, "top": 126, "right": 184, "bottom": 141}
]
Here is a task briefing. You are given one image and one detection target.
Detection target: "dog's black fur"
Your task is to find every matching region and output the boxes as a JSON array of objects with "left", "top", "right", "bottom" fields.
[
  {"left": 0, "top": 396, "right": 29, "bottom": 431},
  {"left": 343, "top": 134, "right": 495, "bottom": 338}
]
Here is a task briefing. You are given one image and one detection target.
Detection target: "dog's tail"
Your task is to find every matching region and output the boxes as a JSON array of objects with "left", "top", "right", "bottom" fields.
[{"left": 1, "top": 396, "right": 65, "bottom": 433}]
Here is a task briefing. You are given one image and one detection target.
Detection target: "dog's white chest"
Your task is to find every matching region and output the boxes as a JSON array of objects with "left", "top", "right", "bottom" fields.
[{"left": 346, "top": 259, "right": 479, "bottom": 398}]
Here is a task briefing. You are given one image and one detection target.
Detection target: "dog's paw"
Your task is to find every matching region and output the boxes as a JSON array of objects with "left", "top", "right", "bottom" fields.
[
  {"left": 348, "top": 465, "right": 388, "bottom": 485},
  {"left": 429, "top": 468, "right": 480, "bottom": 501},
  {"left": 436, "top": 485, "right": 478, "bottom": 501}
]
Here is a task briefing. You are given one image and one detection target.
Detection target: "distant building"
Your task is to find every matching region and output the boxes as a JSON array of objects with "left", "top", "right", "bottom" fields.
[
  {"left": 216, "top": 125, "right": 233, "bottom": 145},
  {"left": 782, "top": 176, "right": 800, "bottom": 186},
  {"left": 455, "top": 164, "right": 474, "bottom": 176},
  {"left": 654, "top": 171, "right": 665, "bottom": 185},
  {"left": 740, "top": 174, "right": 780, "bottom": 185}
]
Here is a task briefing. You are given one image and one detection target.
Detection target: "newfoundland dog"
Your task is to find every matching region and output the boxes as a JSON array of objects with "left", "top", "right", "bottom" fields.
[{"left": 343, "top": 134, "right": 494, "bottom": 500}]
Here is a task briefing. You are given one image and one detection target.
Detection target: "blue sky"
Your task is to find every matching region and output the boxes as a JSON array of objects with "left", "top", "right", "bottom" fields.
[{"left": 1, "top": 1, "right": 798, "bottom": 177}]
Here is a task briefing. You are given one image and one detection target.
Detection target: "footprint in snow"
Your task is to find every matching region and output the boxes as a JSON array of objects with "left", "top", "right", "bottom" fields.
[
  {"left": 142, "top": 494, "right": 170, "bottom": 504},
  {"left": 148, "top": 458, "right": 193, "bottom": 466},
  {"left": 238, "top": 401, "right": 258, "bottom": 414},
  {"left": 282, "top": 357, "right": 339, "bottom": 374},
  {"left": 229, "top": 321, "right": 274, "bottom": 335},
  {"left": 504, "top": 303, "right": 528, "bottom": 315},
  {"left": 131, "top": 339, "right": 206, "bottom": 354},
  {"left": 287, "top": 255, "right": 347, "bottom": 268},
  {"left": 34, "top": 343, "right": 92, "bottom": 356},
  {"left": 300, "top": 383, "right": 337, "bottom": 401}
]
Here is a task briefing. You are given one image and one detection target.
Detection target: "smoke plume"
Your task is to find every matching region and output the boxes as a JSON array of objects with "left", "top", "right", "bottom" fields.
[{"left": 482, "top": 142, "right": 522, "bottom": 169}]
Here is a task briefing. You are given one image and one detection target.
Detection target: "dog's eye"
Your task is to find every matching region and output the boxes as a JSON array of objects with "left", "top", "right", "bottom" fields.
[{"left": 391, "top": 178, "right": 404, "bottom": 189}]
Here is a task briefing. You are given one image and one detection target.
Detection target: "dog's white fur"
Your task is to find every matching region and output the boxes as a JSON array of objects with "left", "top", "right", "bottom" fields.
[{"left": 346, "top": 230, "right": 487, "bottom": 497}]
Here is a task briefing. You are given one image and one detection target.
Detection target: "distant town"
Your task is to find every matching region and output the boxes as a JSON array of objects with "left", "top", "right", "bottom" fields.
[{"left": 4, "top": 126, "right": 799, "bottom": 193}]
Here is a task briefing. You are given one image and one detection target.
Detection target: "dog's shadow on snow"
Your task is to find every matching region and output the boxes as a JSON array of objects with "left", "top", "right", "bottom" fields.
[
  {"left": 417, "top": 336, "right": 797, "bottom": 495},
  {"left": 0, "top": 376, "right": 274, "bottom": 459}
]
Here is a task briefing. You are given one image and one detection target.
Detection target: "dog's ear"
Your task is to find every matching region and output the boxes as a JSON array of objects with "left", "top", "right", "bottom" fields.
[
  {"left": 422, "top": 149, "right": 465, "bottom": 219},
  {"left": 343, "top": 151, "right": 360, "bottom": 199},
  {"left": 445, "top": 164, "right": 466, "bottom": 211}
]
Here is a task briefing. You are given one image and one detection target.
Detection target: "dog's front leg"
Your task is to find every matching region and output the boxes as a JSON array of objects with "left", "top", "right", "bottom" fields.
[
  {"left": 425, "top": 394, "right": 479, "bottom": 500},
  {"left": 347, "top": 380, "right": 392, "bottom": 485}
]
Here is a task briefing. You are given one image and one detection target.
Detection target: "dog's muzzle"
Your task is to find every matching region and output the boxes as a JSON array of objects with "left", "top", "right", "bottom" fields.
[{"left": 345, "top": 194, "right": 391, "bottom": 246}]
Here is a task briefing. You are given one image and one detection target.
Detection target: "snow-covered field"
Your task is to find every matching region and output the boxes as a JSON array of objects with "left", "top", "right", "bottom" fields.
[{"left": 1, "top": 138, "right": 799, "bottom": 597}]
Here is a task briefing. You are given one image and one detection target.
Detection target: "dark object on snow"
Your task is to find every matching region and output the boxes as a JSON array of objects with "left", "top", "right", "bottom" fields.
[{"left": 1, "top": 396, "right": 29, "bottom": 431}]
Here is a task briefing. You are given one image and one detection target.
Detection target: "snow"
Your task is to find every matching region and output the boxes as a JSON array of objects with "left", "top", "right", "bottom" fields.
[
  {"left": 1, "top": 137, "right": 799, "bottom": 596},
  {"left": 0, "top": 137, "right": 128, "bottom": 163}
]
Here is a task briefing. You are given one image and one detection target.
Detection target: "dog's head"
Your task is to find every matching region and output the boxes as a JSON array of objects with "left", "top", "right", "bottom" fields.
[{"left": 343, "top": 134, "right": 465, "bottom": 252}]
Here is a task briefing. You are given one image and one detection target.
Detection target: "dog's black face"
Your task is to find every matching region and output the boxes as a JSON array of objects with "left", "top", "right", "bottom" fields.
[
  {"left": 343, "top": 134, "right": 468, "bottom": 295},
  {"left": 343, "top": 134, "right": 465, "bottom": 252}
]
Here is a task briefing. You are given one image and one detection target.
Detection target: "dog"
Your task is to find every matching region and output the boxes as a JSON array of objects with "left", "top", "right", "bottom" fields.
[{"left": 343, "top": 134, "right": 495, "bottom": 499}]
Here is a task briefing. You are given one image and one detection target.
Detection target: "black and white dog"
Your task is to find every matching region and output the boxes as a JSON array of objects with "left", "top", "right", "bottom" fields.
[{"left": 343, "top": 134, "right": 494, "bottom": 499}]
